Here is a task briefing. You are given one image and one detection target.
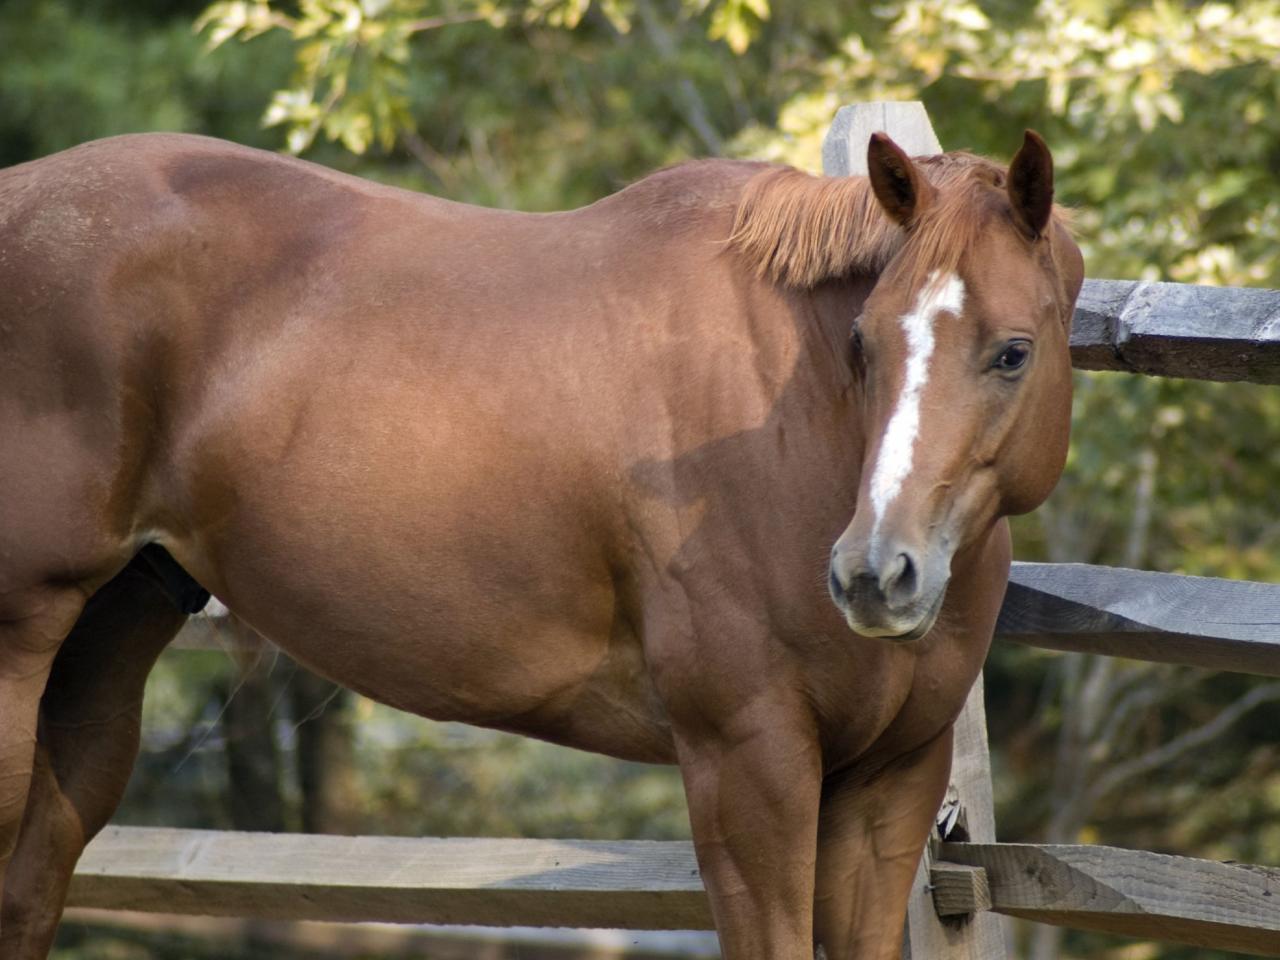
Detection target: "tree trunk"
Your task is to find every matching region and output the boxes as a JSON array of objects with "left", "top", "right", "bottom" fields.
[
  {"left": 220, "top": 642, "right": 288, "bottom": 833},
  {"left": 290, "top": 669, "right": 361, "bottom": 834}
]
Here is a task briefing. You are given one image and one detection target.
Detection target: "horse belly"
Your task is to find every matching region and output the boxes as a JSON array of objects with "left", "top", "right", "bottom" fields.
[
  {"left": 181, "top": 507, "right": 674, "bottom": 760},
  {"left": 160, "top": 368, "right": 674, "bottom": 763}
]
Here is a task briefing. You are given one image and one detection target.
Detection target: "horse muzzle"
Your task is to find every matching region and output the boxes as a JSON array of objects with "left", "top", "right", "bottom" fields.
[{"left": 827, "top": 542, "right": 949, "bottom": 642}]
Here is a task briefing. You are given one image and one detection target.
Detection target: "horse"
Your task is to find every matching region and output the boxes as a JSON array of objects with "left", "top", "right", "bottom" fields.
[{"left": 0, "top": 127, "right": 1081, "bottom": 959}]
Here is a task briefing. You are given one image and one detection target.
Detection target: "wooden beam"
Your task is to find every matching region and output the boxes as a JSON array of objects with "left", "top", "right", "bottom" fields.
[
  {"left": 822, "top": 101, "right": 1007, "bottom": 960},
  {"left": 929, "top": 864, "right": 993, "bottom": 918},
  {"left": 74, "top": 829, "right": 1280, "bottom": 957},
  {"left": 1072, "top": 279, "right": 1280, "bottom": 384},
  {"left": 904, "top": 676, "right": 1008, "bottom": 958},
  {"left": 997, "top": 562, "right": 1280, "bottom": 677},
  {"left": 71, "top": 828, "right": 1280, "bottom": 956},
  {"left": 68, "top": 827, "right": 713, "bottom": 930},
  {"left": 939, "top": 841, "right": 1280, "bottom": 956},
  {"left": 821, "top": 101, "right": 941, "bottom": 176}
]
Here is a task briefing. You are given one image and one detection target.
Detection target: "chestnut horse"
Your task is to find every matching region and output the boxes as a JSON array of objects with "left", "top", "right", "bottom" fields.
[{"left": 0, "top": 129, "right": 1081, "bottom": 958}]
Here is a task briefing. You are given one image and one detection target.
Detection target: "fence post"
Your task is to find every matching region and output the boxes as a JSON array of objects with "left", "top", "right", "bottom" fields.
[{"left": 821, "top": 102, "right": 1008, "bottom": 960}]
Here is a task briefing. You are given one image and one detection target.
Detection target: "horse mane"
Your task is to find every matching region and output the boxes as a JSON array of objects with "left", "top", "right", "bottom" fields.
[{"left": 729, "top": 152, "right": 1048, "bottom": 290}]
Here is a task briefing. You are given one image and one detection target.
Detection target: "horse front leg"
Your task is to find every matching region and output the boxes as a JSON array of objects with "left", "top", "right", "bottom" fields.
[
  {"left": 674, "top": 698, "right": 823, "bottom": 960},
  {"left": 812, "top": 726, "right": 954, "bottom": 960}
]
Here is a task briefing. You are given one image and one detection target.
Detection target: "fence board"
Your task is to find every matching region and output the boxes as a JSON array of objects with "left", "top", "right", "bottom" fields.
[
  {"left": 819, "top": 98, "right": 1008, "bottom": 960},
  {"left": 938, "top": 841, "right": 1280, "bottom": 956},
  {"left": 72, "top": 828, "right": 1280, "bottom": 956},
  {"left": 1072, "top": 279, "right": 1280, "bottom": 383},
  {"left": 821, "top": 101, "right": 941, "bottom": 176},
  {"left": 997, "top": 562, "right": 1280, "bottom": 676},
  {"left": 903, "top": 676, "right": 1008, "bottom": 959},
  {"left": 68, "top": 827, "right": 713, "bottom": 930}
]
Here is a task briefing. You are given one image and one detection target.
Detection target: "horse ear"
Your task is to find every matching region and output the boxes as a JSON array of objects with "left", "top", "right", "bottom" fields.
[
  {"left": 1008, "top": 130, "right": 1054, "bottom": 239},
  {"left": 867, "top": 132, "right": 935, "bottom": 228}
]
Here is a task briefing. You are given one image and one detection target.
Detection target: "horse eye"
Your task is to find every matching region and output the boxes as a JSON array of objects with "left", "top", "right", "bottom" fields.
[
  {"left": 993, "top": 341, "right": 1030, "bottom": 372},
  {"left": 849, "top": 323, "right": 867, "bottom": 367}
]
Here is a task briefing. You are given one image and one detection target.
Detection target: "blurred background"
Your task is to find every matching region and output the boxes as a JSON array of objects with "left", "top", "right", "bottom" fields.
[{"left": 3, "top": 0, "right": 1279, "bottom": 957}]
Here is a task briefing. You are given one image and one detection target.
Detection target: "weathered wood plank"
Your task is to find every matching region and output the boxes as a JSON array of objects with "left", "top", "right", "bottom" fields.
[
  {"left": 68, "top": 827, "right": 713, "bottom": 930},
  {"left": 823, "top": 99, "right": 1007, "bottom": 960},
  {"left": 904, "top": 676, "right": 1008, "bottom": 959},
  {"left": 821, "top": 101, "right": 941, "bottom": 176},
  {"left": 1072, "top": 279, "right": 1280, "bottom": 384},
  {"left": 930, "top": 864, "right": 992, "bottom": 918},
  {"left": 997, "top": 562, "right": 1280, "bottom": 676},
  {"left": 939, "top": 841, "right": 1280, "bottom": 956},
  {"left": 72, "top": 828, "right": 1280, "bottom": 956}
]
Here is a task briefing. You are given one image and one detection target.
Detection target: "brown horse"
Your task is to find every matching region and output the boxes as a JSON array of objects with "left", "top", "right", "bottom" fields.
[{"left": 0, "top": 128, "right": 1081, "bottom": 958}]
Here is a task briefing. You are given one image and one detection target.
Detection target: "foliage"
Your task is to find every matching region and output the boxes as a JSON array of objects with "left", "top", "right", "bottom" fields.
[
  {"left": 195, "top": 0, "right": 771, "bottom": 157},
  {"left": 353, "top": 703, "right": 691, "bottom": 840},
  {"left": 121, "top": 650, "right": 691, "bottom": 840},
  {"left": 737, "top": 0, "right": 1280, "bottom": 283},
  {"left": 0, "top": 0, "right": 295, "bottom": 166}
]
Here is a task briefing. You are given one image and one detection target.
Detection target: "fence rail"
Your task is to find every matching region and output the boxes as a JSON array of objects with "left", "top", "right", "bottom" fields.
[
  {"left": 1072, "top": 279, "right": 1280, "bottom": 383},
  {"left": 938, "top": 841, "right": 1280, "bottom": 956},
  {"left": 69, "top": 827, "right": 712, "bottom": 931},
  {"left": 70, "top": 827, "right": 1280, "bottom": 957},
  {"left": 999, "top": 562, "right": 1280, "bottom": 676}
]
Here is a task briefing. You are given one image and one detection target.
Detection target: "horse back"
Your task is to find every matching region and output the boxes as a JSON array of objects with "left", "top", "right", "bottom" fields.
[{"left": 0, "top": 133, "right": 736, "bottom": 509}]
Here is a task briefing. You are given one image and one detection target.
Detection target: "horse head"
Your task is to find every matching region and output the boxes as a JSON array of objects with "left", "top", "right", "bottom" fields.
[{"left": 828, "top": 131, "right": 1084, "bottom": 641}]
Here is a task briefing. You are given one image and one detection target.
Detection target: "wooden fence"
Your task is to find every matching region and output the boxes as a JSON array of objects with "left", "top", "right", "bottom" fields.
[{"left": 67, "top": 103, "right": 1280, "bottom": 958}]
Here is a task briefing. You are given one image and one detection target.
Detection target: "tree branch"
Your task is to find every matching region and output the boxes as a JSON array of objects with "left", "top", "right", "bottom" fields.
[
  {"left": 404, "top": 11, "right": 494, "bottom": 33},
  {"left": 1085, "top": 682, "right": 1280, "bottom": 807},
  {"left": 1091, "top": 667, "right": 1195, "bottom": 761},
  {"left": 634, "top": 0, "right": 723, "bottom": 155}
]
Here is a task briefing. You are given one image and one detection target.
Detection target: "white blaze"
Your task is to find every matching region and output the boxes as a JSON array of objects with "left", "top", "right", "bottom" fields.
[{"left": 868, "top": 270, "right": 966, "bottom": 542}]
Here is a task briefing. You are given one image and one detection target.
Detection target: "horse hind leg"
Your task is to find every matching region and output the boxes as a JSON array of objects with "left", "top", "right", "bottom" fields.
[
  {"left": 1, "top": 558, "right": 186, "bottom": 959},
  {"left": 0, "top": 585, "right": 86, "bottom": 908}
]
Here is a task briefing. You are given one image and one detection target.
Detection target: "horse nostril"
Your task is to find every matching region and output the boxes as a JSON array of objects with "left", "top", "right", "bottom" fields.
[
  {"left": 828, "top": 566, "right": 845, "bottom": 601},
  {"left": 881, "top": 551, "right": 920, "bottom": 604}
]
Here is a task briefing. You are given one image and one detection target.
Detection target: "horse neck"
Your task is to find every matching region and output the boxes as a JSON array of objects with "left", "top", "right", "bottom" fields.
[{"left": 795, "top": 272, "right": 877, "bottom": 401}]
